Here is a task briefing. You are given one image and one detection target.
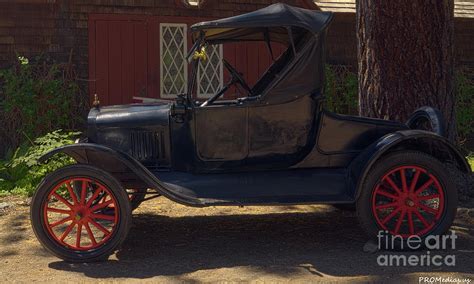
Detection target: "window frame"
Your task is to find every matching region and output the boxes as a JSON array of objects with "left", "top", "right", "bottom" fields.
[
  {"left": 197, "top": 44, "right": 224, "bottom": 99},
  {"left": 159, "top": 23, "right": 188, "bottom": 99}
]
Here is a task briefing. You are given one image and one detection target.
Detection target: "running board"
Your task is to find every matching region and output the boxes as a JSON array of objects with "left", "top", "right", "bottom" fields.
[{"left": 154, "top": 168, "right": 353, "bottom": 206}]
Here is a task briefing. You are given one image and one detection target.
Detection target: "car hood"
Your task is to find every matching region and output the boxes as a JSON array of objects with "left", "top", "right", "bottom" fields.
[{"left": 88, "top": 102, "right": 171, "bottom": 129}]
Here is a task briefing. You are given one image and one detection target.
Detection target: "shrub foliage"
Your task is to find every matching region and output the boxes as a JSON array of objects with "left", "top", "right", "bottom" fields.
[
  {"left": 0, "top": 55, "right": 87, "bottom": 157},
  {"left": 0, "top": 130, "right": 80, "bottom": 196}
]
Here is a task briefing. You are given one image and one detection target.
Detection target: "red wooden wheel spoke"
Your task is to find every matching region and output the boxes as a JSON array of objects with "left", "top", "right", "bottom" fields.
[
  {"left": 76, "top": 224, "right": 83, "bottom": 248},
  {"left": 376, "top": 189, "right": 399, "bottom": 200},
  {"left": 394, "top": 209, "right": 406, "bottom": 234},
  {"left": 43, "top": 177, "right": 119, "bottom": 251},
  {"left": 400, "top": 169, "right": 408, "bottom": 192},
  {"left": 66, "top": 182, "right": 79, "bottom": 205},
  {"left": 52, "top": 193, "right": 74, "bottom": 209},
  {"left": 381, "top": 208, "right": 401, "bottom": 225},
  {"left": 417, "top": 194, "right": 440, "bottom": 201},
  {"left": 89, "top": 219, "right": 111, "bottom": 236},
  {"left": 413, "top": 209, "right": 430, "bottom": 228},
  {"left": 385, "top": 176, "right": 402, "bottom": 195},
  {"left": 86, "top": 187, "right": 104, "bottom": 207},
  {"left": 90, "top": 214, "right": 115, "bottom": 221},
  {"left": 372, "top": 165, "right": 445, "bottom": 238},
  {"left": 414, "top": 178, "right": 434, "bottom": 195},
  {"left": 80, "top": 180, "right": 88, "bottom": 205},
  {"left": 418, "top": 203, "right": 438, "bottom": 215},
  {"left": 90, "top": 199, "right": 114, "bottom": 212},
  {"left": 50, "top": 217, "right": 72, "bottom": 228},
  {"left": 60, "top": 222, "right": 76, "bottom": 241},
  {"left": 409, "top": 169, "right": 421, "bottom": 193},
  {"left": 84, "top": 222, "right": 97, "bottom": 245},
  {"left": 47, "top": 207, "right": 72, "bottom": 215},
  {"left": 407, "top": 211, "right": 415, "bottom": 235},
  {"left": 375, "top": 202, "right": 398, "bottom": 210}
]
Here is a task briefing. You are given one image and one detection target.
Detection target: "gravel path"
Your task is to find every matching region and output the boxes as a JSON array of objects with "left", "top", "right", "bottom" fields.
[{"left": 0, "top": 196, "right": 473, "bottom": 283}]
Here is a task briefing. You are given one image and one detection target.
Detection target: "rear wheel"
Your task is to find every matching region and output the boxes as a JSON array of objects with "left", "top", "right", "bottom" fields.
[
  {"left": 31, "top": 165, "right": 132, "bottom": 262},
  {"left": 406, "top": 107, "right": 446, "bottom": 137},
  {"left": 357, "top": 151, "right": 457, "bottom": 248}
]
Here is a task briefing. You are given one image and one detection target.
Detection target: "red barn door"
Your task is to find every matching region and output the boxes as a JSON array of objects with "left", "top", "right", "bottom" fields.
[
  {"left": 89, "top": 15, "right": 149, "bottom": 106},
  {"left": 89, "top": 15, "right": 286, "bottom": 105}
]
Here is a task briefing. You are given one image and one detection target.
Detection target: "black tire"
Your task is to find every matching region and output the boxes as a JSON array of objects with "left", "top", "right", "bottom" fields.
[
  {"left": 406, "top": 106, "right": 446, "bottom": 137},
  {"left": 30, "top": 164, "right": 132, "bottom": 262},
  {"left": 356, "top": 151, "right": 457, "bottom": 249}
]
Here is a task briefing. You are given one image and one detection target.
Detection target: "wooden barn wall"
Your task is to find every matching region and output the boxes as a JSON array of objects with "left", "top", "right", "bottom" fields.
[
  {"left": 0, "top": 0, "right": 472, "bottom": 85},
  {"left": 0, "top": 0, "right": 315, "bottom": 80}
]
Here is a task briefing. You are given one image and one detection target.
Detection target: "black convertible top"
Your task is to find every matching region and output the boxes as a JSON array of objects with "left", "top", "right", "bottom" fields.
[
  {"left": 189, "top": 4, "right": 333, "bottom": 104},
  {"left": 191, "top": 3, "right": 333, "bottom": 43}
]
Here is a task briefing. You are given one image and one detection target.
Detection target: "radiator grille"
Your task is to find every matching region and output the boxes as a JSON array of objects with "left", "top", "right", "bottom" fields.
[{"left": 130, "top": 131, "right": 166, "bottom": 161}]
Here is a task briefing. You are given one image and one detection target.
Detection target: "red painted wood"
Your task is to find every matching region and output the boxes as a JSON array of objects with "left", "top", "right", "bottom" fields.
[
  {"left": 148, "top": 17, "right": 159, "bottom": 99},
  {"left": 88, "top": 16, "right": 96, "bottom": 106},
  {"left": 134, "top": 21, "right": 148, "bottom": 100},
  {"left": 107, "top": 21, "right": 122, "bottom": 106},
  {"left": 89, "top": 14, "right": 288, "bottom": 105},
  {"left": 258, "top": 42, "right": 268, "bottom": 76},
  {"left": 95, "top": 20, "right": 109, "bottom": 105},
  {"left": 236, "top": 42, "right": 248, "bottom": 98},
  {"left": 121, "top": 22, "right": 133, "bottom": 104},
  {"left": 246, "top": 42, "right": 259, "bottom": 87},
  {"left": 223, "top": 43, "right": 237, "bottom": 98}
]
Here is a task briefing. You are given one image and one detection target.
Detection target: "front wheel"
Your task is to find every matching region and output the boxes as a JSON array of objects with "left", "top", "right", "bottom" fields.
[
  {"left": 357, "top": 151, "right": 457, "bottom": 248},
  {"left": 30, "top": 165, "right": 132, "bottom": 262}
]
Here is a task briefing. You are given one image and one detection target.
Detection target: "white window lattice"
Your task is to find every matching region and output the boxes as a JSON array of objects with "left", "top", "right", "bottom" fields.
[
  {"left": 160, "top": 23, "right": 188, "bottom": 98},
  {"left": 197, "top": 45, "right": 224, "bottom": 98}
]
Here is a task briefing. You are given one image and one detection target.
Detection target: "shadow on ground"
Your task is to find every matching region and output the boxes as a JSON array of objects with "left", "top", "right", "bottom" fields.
[{"left": 47, "top": 208, "right": 474, "bottom": 280}]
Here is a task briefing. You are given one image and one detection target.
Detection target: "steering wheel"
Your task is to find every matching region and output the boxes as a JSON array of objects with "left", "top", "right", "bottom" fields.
[
  {"left": 200, "top": 59, "right": 252, "bottom": 107},
  {"left": 222, "top": 59, "right": 253, "bottom": 95}
]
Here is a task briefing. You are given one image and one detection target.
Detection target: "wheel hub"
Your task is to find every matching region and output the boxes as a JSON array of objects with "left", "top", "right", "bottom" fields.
[
  {"left": 42, "top": 177, "right": 119, "bottom": 251},
  {"left": 74, "top": 207, "right": 89, "bottom": 222},
  {"left": 405, "top": 199, "right": 415, "bottom": 207}
]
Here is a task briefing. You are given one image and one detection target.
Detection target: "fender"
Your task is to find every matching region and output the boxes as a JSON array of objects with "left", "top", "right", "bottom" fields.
[
  {"left": 39, "top": 143, "right": 206, "bottom": 207},
  {"left": 349, "top": 130, "right": 471, "bottom": 200}
]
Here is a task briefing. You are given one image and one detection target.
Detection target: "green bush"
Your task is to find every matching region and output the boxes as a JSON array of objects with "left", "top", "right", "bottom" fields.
[
  {"left": 324, "top": 65, "right": 358, "bottom": 115},
  {"left": 0, "top": 55, "right": 87, "bottom": 157},
  {"left": 455, "top": 69, "right": 474, "bottom": 145},
  {"left": 0, "top": 130, "right": 80, "bottom": 196},
  {"left": 468, "top": 154, "right": 474, "bottom": 171}
]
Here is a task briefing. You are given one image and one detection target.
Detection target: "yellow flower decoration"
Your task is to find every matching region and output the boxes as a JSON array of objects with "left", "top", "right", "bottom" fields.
[{"left": 193, "top": 46, "right": 208, "bottom": 61}]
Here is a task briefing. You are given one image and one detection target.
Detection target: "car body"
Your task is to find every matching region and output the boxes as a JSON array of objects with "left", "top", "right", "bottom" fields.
[{"left": 31, "top": 4, "right": 471, "bottom": 262}]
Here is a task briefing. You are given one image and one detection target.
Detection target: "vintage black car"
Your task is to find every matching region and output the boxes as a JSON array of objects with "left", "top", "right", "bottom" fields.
[{"left": 31, "top": 4, "right": 471, "bottom": 262}]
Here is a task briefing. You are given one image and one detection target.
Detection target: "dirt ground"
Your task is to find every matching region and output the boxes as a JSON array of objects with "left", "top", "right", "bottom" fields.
[{"left": 0, "top": 196, "right": 473, "bottom": 283}]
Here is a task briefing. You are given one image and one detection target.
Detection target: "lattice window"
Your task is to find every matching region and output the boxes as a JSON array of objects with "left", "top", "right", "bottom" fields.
[
  {"left": 160, "top": 23, "right": 188, "bottom": 98},
  {"left": 197, "top": 45, "right": 224, "bottom": 98}
]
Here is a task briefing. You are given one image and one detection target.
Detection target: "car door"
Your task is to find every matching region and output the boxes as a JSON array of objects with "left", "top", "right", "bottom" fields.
[
  {"left": 194, "top": 104, "right": 248, "bottom": 161},
  {"left": 247, "top": 96, "right": 316, "bottom": 162}
]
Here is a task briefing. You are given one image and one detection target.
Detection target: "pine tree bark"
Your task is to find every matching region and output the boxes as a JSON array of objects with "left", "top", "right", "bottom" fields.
[{"left": 357, "top": 0, "right": 456, "bottom": 140}]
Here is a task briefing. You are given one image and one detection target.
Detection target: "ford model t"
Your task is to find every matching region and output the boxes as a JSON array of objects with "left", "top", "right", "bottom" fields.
[{"left": 31, "top": 4, "right": 471, "bottom": 262}]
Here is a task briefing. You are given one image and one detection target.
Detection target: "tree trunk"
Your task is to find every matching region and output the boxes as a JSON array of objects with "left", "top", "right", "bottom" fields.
[{"left": 357, "top": 0, "right": 456, "bottom": 140}]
